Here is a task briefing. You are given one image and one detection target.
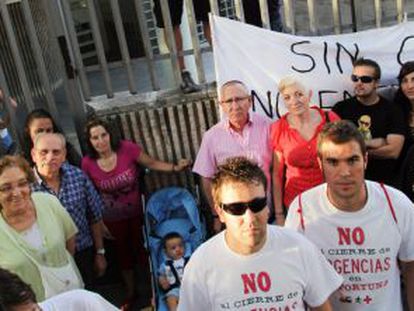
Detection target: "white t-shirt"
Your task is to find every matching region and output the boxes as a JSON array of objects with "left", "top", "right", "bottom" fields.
[
  {"left": 286, "top": 181, "right": 414, "bottom": 311},
  {"left": 19, "top": 221, "right": 44, "bottom": 249},
  {"left": 159, "top": 257, "right": 186, "bottom": 285},
  {"left": 39, "top": 289, "right": 119, "bottom": 311},
  {"left": 178, "top": 225, "right": 342, "bottom": 311}
]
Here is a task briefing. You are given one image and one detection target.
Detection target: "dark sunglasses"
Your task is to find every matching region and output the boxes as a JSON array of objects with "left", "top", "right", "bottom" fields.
[
  {"left": 219, "top": 197, "right": 267, "bottom": 216},
  {"left": 351, "top": 74, "right": 376, "bottom": 83}
]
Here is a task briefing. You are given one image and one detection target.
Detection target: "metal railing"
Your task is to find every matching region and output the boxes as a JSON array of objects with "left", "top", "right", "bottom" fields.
[
  {"left": 0, "top": 0, "right": 86, "bottom": 148},
  {"left": 60, "top": 0, "right": 413, "bottom": 99}
]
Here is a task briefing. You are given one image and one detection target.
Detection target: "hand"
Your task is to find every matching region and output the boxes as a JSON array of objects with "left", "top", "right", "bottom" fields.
[
  {"left": 102, "top": 223, "right": 115, "bottom": 240},
  {"left": 0, "top": 89, "right": 18, "bottom": 109},
  {"left": 213, "top": 218, "right": 223, "bottom": 233},
  {"left": 175, "top": 159, "right": 191, "bottom": 171},
  {"left": 8, "top": 97, "right": 17, "bottom": 109},
  {"left": 275, "top": 214, "right": 285, "bottom": 226},
  {"left": 159, "top": 276, "right": 170, "bottom": 290},
  {"left": 94, "top": 254, "right": 107, "bottom": 277}
]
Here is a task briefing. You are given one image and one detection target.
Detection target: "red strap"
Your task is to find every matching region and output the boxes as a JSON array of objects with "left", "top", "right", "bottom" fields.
[
  {"left": 298, "top": 194, "right": 305, "bottom": 231},
  {"left": 380, "top": 183, "right": 398, "bottom": 224}
]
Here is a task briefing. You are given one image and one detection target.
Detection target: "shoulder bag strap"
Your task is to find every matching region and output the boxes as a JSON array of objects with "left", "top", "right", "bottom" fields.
[
  {"left": 380, "top": 182, "right": 398, "bottom": 224},
  {"left": 298, "top": 194, "right": 305, "bottom": 231}
]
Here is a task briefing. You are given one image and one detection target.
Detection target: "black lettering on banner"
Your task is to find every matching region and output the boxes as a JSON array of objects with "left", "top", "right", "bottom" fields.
[
  {"left": 397, "top": 36, "right": 414, "bottom": 65},
  {"left": 251, "top": 90, "right": 274, "bottom": 118},
  {"left": 336, "top": 43, "right": 359, "bottom": 74},
  {"left": 343, "top": 90, "right": 352, "bottom": 100},
  {"left": 319, "top": 90, "right": 338, "bottom": 109},
  {"left": 290, "top": 41, "right": 316, "bottom": 73},
  {"left": 275, "top": 92, "right": 282, "bottom": 119},
  {"left": 323, "top": 41, "right": 331, "bottom": 74},
  {"left": 252, "top": 89, "right": 351, "bottom": 117}
]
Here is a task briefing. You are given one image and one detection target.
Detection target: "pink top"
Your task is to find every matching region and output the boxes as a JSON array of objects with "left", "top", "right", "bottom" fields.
[
  {"left": 193, "top": 113, "right": 272, "bottom": 186},
  {"left": 271, "top": 107, "right": 340, "bottom": 208},
  {"left": 81, "top": 140, "right": 142, "bottom": 222}
]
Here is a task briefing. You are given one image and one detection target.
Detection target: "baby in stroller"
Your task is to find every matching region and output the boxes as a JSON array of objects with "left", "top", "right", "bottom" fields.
[{"left": 158, "top": 232, "right": 191, "bottom": 311}]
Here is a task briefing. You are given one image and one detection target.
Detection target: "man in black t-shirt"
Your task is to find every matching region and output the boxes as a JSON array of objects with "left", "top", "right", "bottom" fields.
[{"left": 332, "top": 58, "right": 405, "bottom": 186}]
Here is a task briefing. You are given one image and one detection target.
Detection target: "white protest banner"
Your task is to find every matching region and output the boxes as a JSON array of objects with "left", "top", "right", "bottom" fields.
[{"left": 211, "top": 15, "right": 414, "bottom": 119}]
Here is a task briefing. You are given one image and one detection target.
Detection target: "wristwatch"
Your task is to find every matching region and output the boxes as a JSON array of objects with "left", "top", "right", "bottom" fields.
[{"left": 96, "top": 248, "right": 106, "bottom": 255}]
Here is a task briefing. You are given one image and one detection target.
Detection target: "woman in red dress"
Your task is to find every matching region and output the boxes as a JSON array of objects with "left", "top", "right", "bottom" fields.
[{"left": 271, "top": 76, "right": 340, "bottom": 225}]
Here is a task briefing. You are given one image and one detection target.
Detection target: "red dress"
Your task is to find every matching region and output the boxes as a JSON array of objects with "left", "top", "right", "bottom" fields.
[{"left": 271, "top": 107, "right": 340, "bottom": 208}]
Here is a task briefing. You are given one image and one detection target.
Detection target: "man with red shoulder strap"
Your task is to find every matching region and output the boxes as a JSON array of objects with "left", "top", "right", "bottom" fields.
[{"left": 286, "top": 120, "right": 414, "bottom": 311}]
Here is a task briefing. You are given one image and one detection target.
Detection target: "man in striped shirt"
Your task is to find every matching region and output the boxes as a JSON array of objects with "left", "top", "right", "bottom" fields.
[{"left": 193, "top": 80, "right": 272, "bottom": 232}]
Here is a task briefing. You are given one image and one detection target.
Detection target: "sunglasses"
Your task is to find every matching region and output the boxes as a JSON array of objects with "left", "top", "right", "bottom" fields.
[
  {"left": 219, "top": 197, "right": 267, "bottom": 216},
  {"left": 351, "top": 74, "right": 376, "bottom": 83}
]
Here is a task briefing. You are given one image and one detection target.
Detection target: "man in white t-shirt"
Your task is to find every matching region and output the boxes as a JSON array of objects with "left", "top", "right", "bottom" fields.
[
  {"left": 286, "top": 120, "right": 414, "bottom": 311},
  {"left": 179, "top": 157, "right": 342, "bottom": 311}
]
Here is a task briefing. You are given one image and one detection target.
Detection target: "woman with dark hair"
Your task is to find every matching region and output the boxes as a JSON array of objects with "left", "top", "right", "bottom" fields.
[
  {"left": 396, "top": 62, "right": 414, "bottom": 199},
  {"left": 22, "top": 108, "right": 81, "bottom": 166},
  {"left": 395, "top": 61, "right": 414, "bottom": 147},
  {"left": 0, "top": 267, "right": 118, "bottom": 310},
  {"left": 82, "top": 118, "right": 190, "bottom": 310}
]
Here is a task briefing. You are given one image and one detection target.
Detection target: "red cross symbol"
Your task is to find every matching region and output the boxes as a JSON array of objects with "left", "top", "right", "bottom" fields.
[{"left": 363, "top": 295, "right": 372, "bottom": 304}]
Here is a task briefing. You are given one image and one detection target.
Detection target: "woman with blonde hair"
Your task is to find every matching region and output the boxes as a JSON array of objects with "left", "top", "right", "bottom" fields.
[{"left": 271, "top": 76, "right": 340, "bottom": 225}]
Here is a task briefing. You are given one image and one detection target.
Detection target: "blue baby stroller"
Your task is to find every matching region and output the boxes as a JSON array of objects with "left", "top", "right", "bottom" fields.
[{"left": 144, "top": 187, "right": 205, "bottom": 311}]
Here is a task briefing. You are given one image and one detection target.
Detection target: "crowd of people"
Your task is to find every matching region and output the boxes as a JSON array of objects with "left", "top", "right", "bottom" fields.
[{"left": 0, "top": 48, "right": 413, "bottom": 311}]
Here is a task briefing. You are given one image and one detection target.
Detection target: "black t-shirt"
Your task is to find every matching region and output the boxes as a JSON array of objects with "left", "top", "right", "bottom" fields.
[{"left": 332, "top": 96, "right": 405, "bottom": 185}]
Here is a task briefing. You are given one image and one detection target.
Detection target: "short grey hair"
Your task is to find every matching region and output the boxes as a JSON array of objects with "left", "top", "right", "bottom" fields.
[
  {"left": 33, "top": 132, "right": 66, "bottom": 150},
  {"left": 219, "top": 80, "right": 249, "bottom": 100}
]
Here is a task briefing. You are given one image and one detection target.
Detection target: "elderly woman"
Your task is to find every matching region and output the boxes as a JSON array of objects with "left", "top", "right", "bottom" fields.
[
  {"left": 271, "top": 76, "right": 340, "bottom": 225},
  {"left": 0, "top": 155, "right": 82, "bottom": 301},
  {"left": 22, "top": 108, "right": 81, "bottom": 166},
  {"left": 82, "top": 118, "right": 190, "bottom": 309}
]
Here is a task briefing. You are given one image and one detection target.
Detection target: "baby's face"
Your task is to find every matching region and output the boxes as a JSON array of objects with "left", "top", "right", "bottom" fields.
[{"left": 165, "top": 237, "right": 185, "bottom": 260}]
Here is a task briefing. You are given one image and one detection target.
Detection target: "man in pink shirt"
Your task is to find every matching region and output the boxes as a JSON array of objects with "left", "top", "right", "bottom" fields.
[{"left": 193, "top": 80, "right": 272, "bottom": 232}]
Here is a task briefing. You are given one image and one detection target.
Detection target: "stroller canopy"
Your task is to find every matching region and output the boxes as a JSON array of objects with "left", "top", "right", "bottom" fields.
[{"left": 145, "top": 187, "right": 204, "bottom": 251}]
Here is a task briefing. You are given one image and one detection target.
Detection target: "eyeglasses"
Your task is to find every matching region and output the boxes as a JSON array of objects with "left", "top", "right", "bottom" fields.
[
  {"left": 0, "top": 180, "right": 30, "bottom": 194},
  {"left": 221, "top": 96, "right": 250, "bottom": 106},
  {"left": 359, "top": 120, "right": 370, "bottom": 126},
  {"left": 219, "top": 197, "right": 267, "bottom": 216},
  {"left": 351, "top": 74, "right": 376, "bottom": 83}
]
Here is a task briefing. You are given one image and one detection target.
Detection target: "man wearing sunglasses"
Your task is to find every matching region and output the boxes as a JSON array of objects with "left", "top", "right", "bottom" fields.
[
  {"left": 286, "top": 120, "right": 414, "bottom": 311},
  {"left": 179, "top": 157, "right": 342, "bottom": 311},
  {"left": 193, "top": 80, "right": 272, "bottom": 233},
  {"left": 332, "top": 58, "right": 405, "bottom": 186}
]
